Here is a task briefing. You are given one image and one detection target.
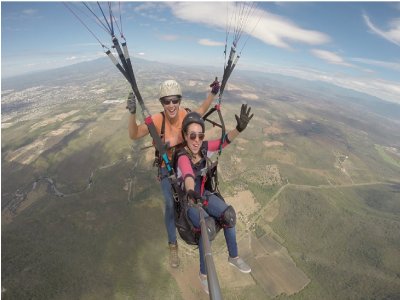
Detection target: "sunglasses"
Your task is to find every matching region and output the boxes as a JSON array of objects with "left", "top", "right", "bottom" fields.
[
  {"left": 189, "top": 132, "right": 205, "bottom": 141},
  {"left": 161, "top": 98, "right": 180, "bottom": 105}
]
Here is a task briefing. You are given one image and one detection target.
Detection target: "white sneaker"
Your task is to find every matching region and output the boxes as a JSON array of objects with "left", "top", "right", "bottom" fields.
[
  {"left": 228, "top": 256, "right": 251, "bottom": 273},
  {"left": 169, "top": 243, "right": 180, "bottom": 268},
  {"left": 199, "top": 272, "right": 209, "bottom": 295}
]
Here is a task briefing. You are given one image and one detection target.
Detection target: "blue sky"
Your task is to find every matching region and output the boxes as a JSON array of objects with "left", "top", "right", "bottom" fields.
[{"left": 1, "top": 2, "right": 400, "bottom": 104}]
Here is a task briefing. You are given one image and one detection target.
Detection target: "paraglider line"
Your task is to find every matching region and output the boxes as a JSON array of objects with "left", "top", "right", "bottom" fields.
[
  {"left": 63, "top": 2, "right": 108, "bottom": 49},
  {"left": 82, "top": 2, "right": 111, "bottom": 34},
  {"left": 96, "top": 1, "right": 113, "bottom": 35}
]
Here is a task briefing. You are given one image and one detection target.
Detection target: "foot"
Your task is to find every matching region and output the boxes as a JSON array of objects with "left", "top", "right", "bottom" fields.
[
  {"left": 169, "top": 242, "right": 180, "bottom": 268},
  {"left": 228, "top": 256, "right": 251, "bottom": 273},
  {"left": 199, "top": 272, "right": 209, "bottom": 295}
]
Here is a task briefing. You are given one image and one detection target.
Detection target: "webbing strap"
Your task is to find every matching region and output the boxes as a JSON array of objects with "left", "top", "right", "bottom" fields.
[
  {"left": 203, "top": 104, "right": 226, "bottom": 156},
  {"left": 200, "top": 175, "right": 207, "bottom": 196},
  {"left": 153, "top": 112, "right": 165, "bottom": 164},
  {"left": 145, "top": 116, "right": 173, "bottom": 173}
]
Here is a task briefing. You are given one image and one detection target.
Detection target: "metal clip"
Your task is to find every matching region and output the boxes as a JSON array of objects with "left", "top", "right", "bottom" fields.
[
  {"left": 200, "top": 167, "right": 208, "bottom": 177},
  {"left": 153, "top": 157, "right": 160, "bottom": 168}
]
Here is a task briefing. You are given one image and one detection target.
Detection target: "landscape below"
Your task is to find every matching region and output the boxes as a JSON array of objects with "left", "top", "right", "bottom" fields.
[{"left": 2, "top": 58, "right": 400, "bottom": 299}]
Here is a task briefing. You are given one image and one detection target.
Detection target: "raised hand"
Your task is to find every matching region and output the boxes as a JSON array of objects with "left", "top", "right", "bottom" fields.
[
  {"left": 235, "top": 104, "right": 254, "bottom": 132},
  {"left": 209, "top": 77, "right": 220, "bottom": 95},
  {"left": 126, "top": 91, "right": 137, "bottom": 114}
]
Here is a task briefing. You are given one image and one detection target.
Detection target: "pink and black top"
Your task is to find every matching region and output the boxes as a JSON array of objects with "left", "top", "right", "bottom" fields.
[{"left": 175, "top": 139, "right": 230, "bottom": 195}]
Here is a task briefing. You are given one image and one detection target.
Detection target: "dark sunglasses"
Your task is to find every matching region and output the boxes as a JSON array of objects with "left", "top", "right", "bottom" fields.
[
  {"left": 161, "top": 98, "right": 180, "bottom": 105},
  {"left": 189, "top": 132, "right": 205, "bottom": 141}
]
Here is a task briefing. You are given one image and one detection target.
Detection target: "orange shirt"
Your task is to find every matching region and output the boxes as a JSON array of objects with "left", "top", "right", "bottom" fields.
[{"left": 152, "top": 107, "right": 189, "bottom": 161}]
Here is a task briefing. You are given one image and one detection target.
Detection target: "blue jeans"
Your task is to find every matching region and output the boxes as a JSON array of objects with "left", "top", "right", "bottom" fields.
[
  {"left": 187, "top": 191, "right": 238, "bottom": 275},
  {"left": 160, "top": 167, "right": 177, "bottom": 244}
]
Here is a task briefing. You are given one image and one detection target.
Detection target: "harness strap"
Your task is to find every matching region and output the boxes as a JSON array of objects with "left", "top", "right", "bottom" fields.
[
  {"left": 198, "top": 146, "right": 218, "bottom": 196},
  {"left": 145, "top": 116, "right": 173, "bottom": 173},
  {"left": 200, "top": 176, "right": 207, "bottom": 196},
  {"left": 161, "top": 112, "right": 166, "bottom": 139},
  {"left": 154, "top": 112, "right": 165, "bottom": 172},
  {"left": 154, "top": 108, "right": 191, "bottom": 172}
]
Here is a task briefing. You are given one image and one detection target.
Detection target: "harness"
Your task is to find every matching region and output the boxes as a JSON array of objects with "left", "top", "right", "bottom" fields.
[
  {"left": 171, "top": 142, "right": 223, "bottom": 245},
  {"left": 153, "top": 108, "right": 191, "bottom": 180}
]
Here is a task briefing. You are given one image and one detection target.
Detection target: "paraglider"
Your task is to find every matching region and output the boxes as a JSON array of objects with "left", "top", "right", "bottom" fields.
[{"left": 65, "top": 2, "right": 259, "bottom": 298}]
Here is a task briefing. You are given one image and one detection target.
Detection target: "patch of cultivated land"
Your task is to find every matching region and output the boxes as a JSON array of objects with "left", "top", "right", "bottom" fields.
[
  {"left": 5, "top": 122, "right": 83, "bottom": 164},
  {"left": 167, "top": 189, "right": 310, "bottom": 298}
]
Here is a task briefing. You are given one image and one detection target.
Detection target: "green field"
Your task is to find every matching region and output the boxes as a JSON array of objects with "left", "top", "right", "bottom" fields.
[{"left": 272, "top": 184, "right": 400, "bottom": 300}]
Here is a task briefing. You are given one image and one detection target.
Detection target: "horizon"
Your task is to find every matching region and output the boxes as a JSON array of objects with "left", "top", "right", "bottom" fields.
[{"left": 1, "top": 2, "right": 400, "bottom": 104}]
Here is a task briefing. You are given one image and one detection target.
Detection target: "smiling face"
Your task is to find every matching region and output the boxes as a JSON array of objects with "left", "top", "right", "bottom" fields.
[
  {"left": 184, "top": 123, "right": 205, "bottom": 156},
  {"left": 161, "top": 96, "right": 181, "bottom": 120}
]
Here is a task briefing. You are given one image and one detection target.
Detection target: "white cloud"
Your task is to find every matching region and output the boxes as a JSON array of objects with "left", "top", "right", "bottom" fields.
[
  {"left": 198, "top": 39, "right": 224, "bottom": 47},
  {"left": 363, "top": 14, "right": 400, "bottom": 47},
  {"left": 159, "top": 34, "right": 179, "bottom": 41},
  {"left": 311, "top": 49, "right": 353, "bottom": 67},
  {"left": 137, "top": 52, "right": 145, "bottom": 56},
  {"left": 134, "top": 3, "right": 163, "bottom": 12},
  {"left": 168, "top": 2, "right": 330, "bottom": 49},
  {"left": 257, "top": 63, "right": 400, "bottom": 104},
  {"left": 66, "top": 56, "right": 77, "bottom": 61},
  {"left": 22, "top": 9, "right": 37, "bottom": 15},
  {"left": 134, "top": 3, "right": 167, "bottom": 22},
  {"left": 26, "top": 63, "right": 38, "bottom": 67},
  {"left": 349, "top": 57, "right": 400, "bottom": 72}
]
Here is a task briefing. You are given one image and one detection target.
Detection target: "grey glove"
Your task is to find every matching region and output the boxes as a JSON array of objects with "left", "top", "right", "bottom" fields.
[
  {"left": 126, "top": 91, "right": 136, "bottom": 114},
  {"left": 235, "top": 104, "right": 254, "bottom": 132}
]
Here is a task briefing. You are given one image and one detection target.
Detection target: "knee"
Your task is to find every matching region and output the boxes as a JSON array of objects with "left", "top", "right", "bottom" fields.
[{"left": 219, "top": 205, "right": 236, "bottom": 228}]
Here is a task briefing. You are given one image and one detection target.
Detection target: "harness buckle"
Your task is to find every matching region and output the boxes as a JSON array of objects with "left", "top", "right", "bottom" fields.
[
  {"left": 200, "top": 167, "right": 208, "bottom": 177},
  {"left": 153, "top": 157, "right": 160, "bottom": 168}
]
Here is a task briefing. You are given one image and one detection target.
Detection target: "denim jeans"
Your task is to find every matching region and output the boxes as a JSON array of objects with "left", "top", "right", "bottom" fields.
[
  {"left": 187, "top": 191, "right": 238, "bottom": 275},
  {"left": 160, "top": 167, "right": 177, "bottom": 244}
]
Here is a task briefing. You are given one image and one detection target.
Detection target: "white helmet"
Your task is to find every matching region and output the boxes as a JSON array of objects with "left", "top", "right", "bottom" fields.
[{"left": 159, "top": 80, "right": 182, "bottom": 99}]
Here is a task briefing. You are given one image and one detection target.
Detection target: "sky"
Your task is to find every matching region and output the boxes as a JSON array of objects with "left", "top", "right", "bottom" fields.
[{"left": 1, "top": 1, "right": 400, "bottom": 104}]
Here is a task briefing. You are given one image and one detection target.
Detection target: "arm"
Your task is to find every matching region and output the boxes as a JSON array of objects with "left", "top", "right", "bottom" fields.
[
  {"left": 178, "top": 153, "right": 206, "bottom": 205},
  {"left": 195, "top": 92, "right": 217, "bottom": 116},
  {"left": 207, "top": 103, "right": 253, "bottom": 151},
  {"left": 184, "top": 176, "right": 195, "bottom": 192},
  {"left": 128, "top": 114, "right": 150, "bottom": 140},
  {"left": 126, "top": 92, "right": 149, "bottom": 140},
  {"left": 177, "top": 155, "right": 196, "bottom": 192},
  {"left": 207, "top": 130, "right": 238, "bottom": 152},
  {"left": 195, "top": 78, "right": 220, "bottom": 116},
  {"left": 126, "top": 92, "right": 150, "bottom": 140},
  {"left": 226, "top": 128, "right": 240, "bottom": 143}
]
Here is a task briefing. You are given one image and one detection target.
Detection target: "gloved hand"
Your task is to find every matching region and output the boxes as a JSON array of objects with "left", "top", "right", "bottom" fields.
[
  {"left": 235, "top": 103, "right": 254, "bottom": 132},
  {"left": 187, "top": 190, "right": 208, "bottom": 207},
  {"left": 126, "top": 91, "right": 136, "bottom": 114},
  {"left": 209, "top": 77, "right": 220, "bottom": 95}
]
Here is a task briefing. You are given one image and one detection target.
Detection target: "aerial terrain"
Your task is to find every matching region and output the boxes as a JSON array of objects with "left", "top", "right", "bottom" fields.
[{"left": 2, "top": 58, "right": 400, "bottom": 299}]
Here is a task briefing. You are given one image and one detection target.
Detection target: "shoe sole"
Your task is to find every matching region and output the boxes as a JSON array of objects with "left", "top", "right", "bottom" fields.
[{"left": 229, "top": 261, "right": 252, "bottom": 273}]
